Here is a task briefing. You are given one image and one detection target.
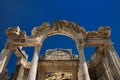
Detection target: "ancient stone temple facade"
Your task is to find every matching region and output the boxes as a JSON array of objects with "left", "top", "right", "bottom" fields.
[{"left": 0, "top": 20, "right": 120, "bottom": 80}]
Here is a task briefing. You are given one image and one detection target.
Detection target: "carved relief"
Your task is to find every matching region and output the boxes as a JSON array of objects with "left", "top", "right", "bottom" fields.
[
  {"left": 86, "top": 31, "right": 98, "bottom": 38},
  {"left": 19, "top": 31, "right": 26, "bottom": 37},
  {"left": 6, "top": 26, "right": 20, "bottom": 37},
  {"left": 6, "top": 26, "right": 26, "bottom": 38},
  {"left": 53, "top": 20, "right": 62, "bottom": 31},
  {"left": 53, "top": 20, "right": 86, "bottom": 34},
  {"left": 46, "top": 49, "right": 72, "bottom": 60},
  {"left": 32, "top": 22, "right": 50, "bottom": 36},
  {"left": 86, "top": 27, "right": 111, "bottom": 38},
  {"left": 97, "top": 27, "right": 111, "bottom": 38}
]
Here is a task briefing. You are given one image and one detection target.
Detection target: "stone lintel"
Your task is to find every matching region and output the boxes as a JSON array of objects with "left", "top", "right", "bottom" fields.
[
  {"left": 12, "top": 37, "right": 41, "bottom": 46},
  {"left": 10, "top": 37, "right": 111, "bottom": 47},
  {"left": 38, "top": 60, "right": 79, "bottom": 67},
  {"left": 38, "top": 60, "right": 79, "bottom": 72}
]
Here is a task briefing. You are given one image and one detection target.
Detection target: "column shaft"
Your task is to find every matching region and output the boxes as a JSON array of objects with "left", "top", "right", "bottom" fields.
[
  {"left": 106, "top": 46, "right": 120, "bottom": 79},
  {"left": 102, "top": 58, "right": 114, "bottom": 80},
  {"left": 27, "top": 46, "right": 40, "bottom": 80},
  {"left": 78, "top": 47, "right": 90, "bottom": 80},
  {"left": 0, "top": 49, "right": 12, "bottom": 79},
  {"left": 16, "top": 65, "right": 24, "bottom": 80}
]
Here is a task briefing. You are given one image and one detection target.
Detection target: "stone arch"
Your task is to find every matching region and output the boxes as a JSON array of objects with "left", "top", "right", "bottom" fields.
[
  {"left": 1, "top": 20, "right": 120, "bottom": 80},
  {"left": 32, "top": 20, "right": 85, "bottom": 41},
  {"left": 40, "top": 34, "right": 78, "bottom": 55},
  {"left": 31, "top": 20, "right": 86, "bottom": 50},
  {"left": 3, "top": 20, "right": 112, "bottom": 80}
]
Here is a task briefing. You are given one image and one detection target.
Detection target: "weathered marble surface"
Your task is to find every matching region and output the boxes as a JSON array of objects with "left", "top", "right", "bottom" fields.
[{"left": 0, "top": 20, "right": 120, "bottom": 80}]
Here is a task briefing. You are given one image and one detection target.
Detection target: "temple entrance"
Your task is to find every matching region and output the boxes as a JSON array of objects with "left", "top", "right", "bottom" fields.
[
  {"left": 1, "top": 20, "right": 120, "bottom": 80},
  {"left": 37, "top": 49, "right": 79, "bottom": 80}
]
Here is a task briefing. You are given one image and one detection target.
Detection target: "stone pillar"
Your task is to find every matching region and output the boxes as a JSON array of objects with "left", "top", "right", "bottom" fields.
[
  {"left": 78, "top": 46, "right": 90, "bottom": 80},
  {"left": 106, "top": 45, "right": 120, "bottom": 79},
  {"left": 27, "top": 46, "right": 40, "bottom": 80},
  {"left": 0, "top": 49, "right": 12, "bottom": 79},
  {"left": 16, "top": 57, "right": 26, "bottom": 80},
  {"left": 102, "top": 58, "right": 114, "bottom": 80},
  {"left": 14, "top": 65, "right": 24, "bottom": 80}
]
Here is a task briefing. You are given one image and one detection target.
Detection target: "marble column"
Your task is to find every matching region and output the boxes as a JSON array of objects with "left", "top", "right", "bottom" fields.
[
  {"left": 108, "top": 46, "right": 120, "bottom": 69},
  {"left": 16, "top": 57, "right": 26, "bottom": 80},
  {"left": 27, "top": 46, "right": 40, "bottom": 80},
  {"left": 16, "top": 65, "right": 24, "bottom": 80},
  {"left": 78, "top": 46, "right": 90, "bottom": 80},
  {"left": 0, "top": 49, "right": 12, "bottom": 78},
  {"left": 102, "top": 58, "right": 114, "bottom": 80},
  {"left": 106, "top": 46, "right": 120, "bottom": 79},
  {"left": 78, "top": 66, "right": 83, "bottom": 80}
]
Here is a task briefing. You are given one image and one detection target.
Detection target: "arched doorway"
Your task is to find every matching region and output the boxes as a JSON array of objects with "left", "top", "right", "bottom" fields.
[
  {"left": 38, "top": 35, "right": 78, "bottom": 80},
  {"left": 28, "top": 20, "right": 90, "bottom": 80},
  {"left": 40, "top": 35, "right": 78, "bottom": 55},
  {"left": 1, "top": 20, "right": 119, "bottom": 80},
  {"left": 37, "top": 48, "right": 79, "bottom": 80}
]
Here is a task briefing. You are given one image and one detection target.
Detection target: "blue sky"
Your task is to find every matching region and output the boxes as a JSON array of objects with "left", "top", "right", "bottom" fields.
[{"left": 0, "top": 0, "right": 120, "bottom": 77}]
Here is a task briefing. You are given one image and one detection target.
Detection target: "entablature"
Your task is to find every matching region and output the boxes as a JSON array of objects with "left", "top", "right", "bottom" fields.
[{"left": 5, "top": 20, "right": 111, "bottom": 47}]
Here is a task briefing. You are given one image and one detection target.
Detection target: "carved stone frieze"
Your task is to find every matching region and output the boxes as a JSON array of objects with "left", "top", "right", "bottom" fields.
[
  {"left": 45, "top": 49, "right": 72, "bottom": 60},
  {"left": 53, "top": 20, "right": 86, "bottom": 34},
  {"left": 32, "top": 22, "right": 51, "bottom": 36},
  {"left": 86, "top": 31, "right": 98, "bottom": 38},
  {"left": 97, "top": 27, "right": 111, "bottom": 38},
  {"left": 86, "top": 27, "right": 111, "bottom": 39}
]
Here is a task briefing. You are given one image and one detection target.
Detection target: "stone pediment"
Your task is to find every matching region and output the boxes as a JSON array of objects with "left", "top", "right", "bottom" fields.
[{"left": 45, "top": 49, "right": 72, "bottom": 60}]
